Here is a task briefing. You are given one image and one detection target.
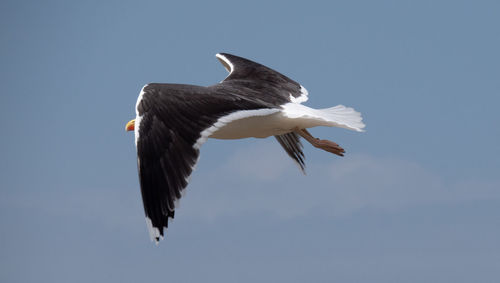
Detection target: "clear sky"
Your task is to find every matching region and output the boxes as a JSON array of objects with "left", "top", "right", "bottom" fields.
[{"left": 1, "top": 0, "right": 499, "bottom": 282}]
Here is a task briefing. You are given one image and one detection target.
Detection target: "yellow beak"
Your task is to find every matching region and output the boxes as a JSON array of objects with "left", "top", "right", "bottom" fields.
[{"left": 125, "top": 119, "right": 135, "bottom": 131}]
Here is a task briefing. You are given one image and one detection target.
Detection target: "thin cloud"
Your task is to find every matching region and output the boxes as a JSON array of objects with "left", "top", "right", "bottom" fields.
[{"left": 182, "top": 141, "right": 500, "bottom": 220}]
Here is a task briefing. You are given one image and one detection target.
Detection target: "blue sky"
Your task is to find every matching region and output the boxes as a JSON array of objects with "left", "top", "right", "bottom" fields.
[{"left": 1, "top": 0, "right": 499, "bottom": 282}]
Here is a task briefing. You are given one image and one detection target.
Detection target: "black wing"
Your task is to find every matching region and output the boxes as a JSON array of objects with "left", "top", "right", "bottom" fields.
[
  {"left": 136, "top": 83, "right": 268, "bottom": 242},
  {"left": 135, "top": 53, "right": 310, "bottom": 242},
  {"left": 274, "top": 132, "right": 306, "bottom": 173},
  {"left": 215, "top": 53, "right": 309, "bottom": 106}
]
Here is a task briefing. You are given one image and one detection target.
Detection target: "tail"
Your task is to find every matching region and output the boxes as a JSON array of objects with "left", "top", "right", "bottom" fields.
[
  {"left": 319, "top": 105, "right": 365, "bottom": 132},
  {"left": 282, "top": 103, "right": 365, "bottom": 132}
]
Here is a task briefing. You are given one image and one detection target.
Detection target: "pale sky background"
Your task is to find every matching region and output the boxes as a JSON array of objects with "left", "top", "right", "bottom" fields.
[{"left": 1, "top": 0, "right": 499, "bottom": 282}]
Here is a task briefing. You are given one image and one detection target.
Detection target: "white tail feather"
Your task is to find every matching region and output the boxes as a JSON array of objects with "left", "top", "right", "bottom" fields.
[
  {"left": 282, "top": 103, "right": 365, "bottom": 132},
  {"left": 320, "top": 105, "right": 365, "bottom": 132}
]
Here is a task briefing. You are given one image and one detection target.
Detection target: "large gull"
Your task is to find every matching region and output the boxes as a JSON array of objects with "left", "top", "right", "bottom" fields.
[{"left": 125, "top": 53, "right": 365, "bottom": 243}]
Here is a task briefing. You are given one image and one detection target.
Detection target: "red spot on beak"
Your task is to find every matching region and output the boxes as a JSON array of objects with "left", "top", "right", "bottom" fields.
[{"left": 125, "top": 119, "right": 135, "bottom": 131}]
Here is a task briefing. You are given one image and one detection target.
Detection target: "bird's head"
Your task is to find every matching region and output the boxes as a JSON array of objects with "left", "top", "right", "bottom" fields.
[{"left": 125, "top": 119, "right": 135, "bottom": 131}]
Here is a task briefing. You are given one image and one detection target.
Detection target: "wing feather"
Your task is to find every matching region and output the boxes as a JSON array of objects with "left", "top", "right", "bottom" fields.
[
  {"left": 274, "top": 132, "right": 306, "bottom": 173},
  {"left": 135, "top": 83, "right": 270, "bottom": 242},
  {"left": 216, "top": 53, "right": 309, "bottom": 105}
]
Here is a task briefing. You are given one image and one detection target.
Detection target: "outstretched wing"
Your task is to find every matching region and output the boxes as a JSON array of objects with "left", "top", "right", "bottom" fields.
[
  {"left": 216, "top": 53, "right": 309, "bottom": 105},
  {"left": 136, "top": 113, "right": 197, "bottom": 242},
  {"left": 214, "top": 53, "right": 310, "bottom": 172},
  {"left": 136, "top": 84, "right": 208, "bottom": 242},
  {"left": 135, "top": 83, "right": 269, "bottom": 242},
  {"left": 274, "top": 132, "right": 306, "bottom": 173}
]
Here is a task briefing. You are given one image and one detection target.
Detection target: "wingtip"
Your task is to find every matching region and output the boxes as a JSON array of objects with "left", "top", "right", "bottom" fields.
[
  {"left": 154, "top": 237, "right": 161, "bottom": 245},
  {"left": 146, "top": 217, "right": 164, "bottom": 244},
  {"left": 215, "top": 53, "right": 233, "bottom": 74},
  {"left": 300, "top": 166, "right": 307, "bottom": 175}
]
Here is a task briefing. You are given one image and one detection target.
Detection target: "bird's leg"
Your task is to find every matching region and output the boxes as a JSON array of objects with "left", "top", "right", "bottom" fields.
[{"left": 294, "top": 128, "right": 345, "bottom": 157}]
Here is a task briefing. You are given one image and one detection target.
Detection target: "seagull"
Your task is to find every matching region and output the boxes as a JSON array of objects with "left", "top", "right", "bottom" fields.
[{"left": 126, "top": 53, "right": 365, "bottom": 243}]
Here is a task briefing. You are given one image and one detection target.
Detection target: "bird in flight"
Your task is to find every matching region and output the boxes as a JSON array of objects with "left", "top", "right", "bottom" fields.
[{"left": 126, "top": 53, "right": 365, "bottom": 243}]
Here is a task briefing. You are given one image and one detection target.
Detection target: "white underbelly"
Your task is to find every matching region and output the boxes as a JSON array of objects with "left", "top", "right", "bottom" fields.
[
  {"left": 207, "top": 104, "right": 345, "bottom": 140},
  {"left": 209, "top": 112, "right": 295, "bottom": 139}
]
